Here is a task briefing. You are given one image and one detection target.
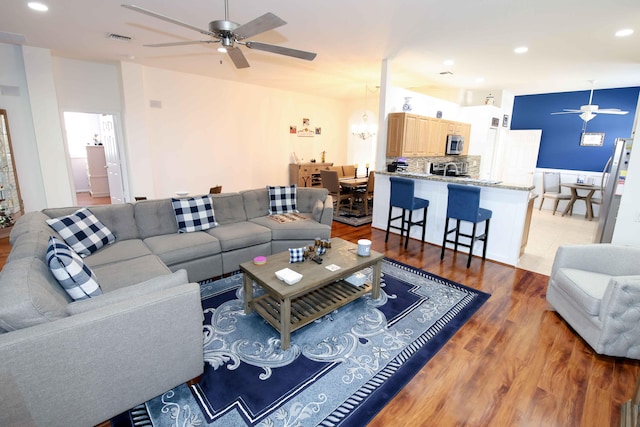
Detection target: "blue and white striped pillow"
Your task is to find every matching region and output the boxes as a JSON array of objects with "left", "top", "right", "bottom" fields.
[
  {"left": 46, "top": 236, "right": 102, "bottom": 301},
  {"left": 267, "top": 185, "right": 298, "bottom": 215},
  {"left": 46, "top": 208, "right": 115, "bottom": 257}
]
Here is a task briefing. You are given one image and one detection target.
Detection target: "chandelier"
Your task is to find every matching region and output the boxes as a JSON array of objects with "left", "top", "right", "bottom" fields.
[{"left": 351, "top": 84, "right": 378, "bottom": 140}]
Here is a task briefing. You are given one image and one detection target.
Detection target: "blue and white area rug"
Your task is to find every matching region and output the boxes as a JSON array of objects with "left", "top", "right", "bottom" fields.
[{"left": 113, "top": 258, "right": 489, "bottom": 427}]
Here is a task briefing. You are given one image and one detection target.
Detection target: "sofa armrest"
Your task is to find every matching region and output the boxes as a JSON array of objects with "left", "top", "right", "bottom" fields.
[
  {"left": 320, "top": 195, "right": 334, "bottom": 227},
  {"left": 598, "top": 275, "right": 640, "bottom": 358},
  {"left": 0, "top": 282, "right": 203, "bottom": 427},
  {"left": 551, "top": 244, "right": 640, "bottom": 278}
]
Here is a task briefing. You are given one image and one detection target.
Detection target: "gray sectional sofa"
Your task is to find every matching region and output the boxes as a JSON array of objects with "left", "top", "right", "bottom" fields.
[{"left": 0, "top": 187, "right": 332, "bottom": 427}]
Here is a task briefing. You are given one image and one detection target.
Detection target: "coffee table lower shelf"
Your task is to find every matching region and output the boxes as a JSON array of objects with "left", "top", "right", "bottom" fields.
[{"left": 251, "top": 280, "right": 372, "bottom": 338}]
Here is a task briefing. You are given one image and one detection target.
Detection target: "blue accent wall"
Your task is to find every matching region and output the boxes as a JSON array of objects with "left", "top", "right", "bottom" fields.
[{"left": 511, "top": 87, "right": 639, "bottom": 172}]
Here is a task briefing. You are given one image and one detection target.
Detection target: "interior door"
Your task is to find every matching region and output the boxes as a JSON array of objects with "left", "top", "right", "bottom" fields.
[
  {"left": 99, "top": 114, "right": 125, "bottom": 204},
  {"left": 499, "top": 130, "right": 542, "bottom": 186}
]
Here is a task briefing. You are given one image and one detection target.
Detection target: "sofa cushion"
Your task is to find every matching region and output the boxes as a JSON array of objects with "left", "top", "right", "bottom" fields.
[
  {"left": 0, "top": 257, "right": 71, "bottom": 331},
  {"left": 210, "top": 193, "right": 247, "bottom": 225},
  {"left": 83, "top": 239, "right": 153, "bottom": 268},
  {"left": 92, "top": 255, "right": 173, "bottom": 292},
  {"left": 241, "top": 188, "right": 270, "bottom": 220},
  {"left": 267, "top": 185, "right": 298, "bottom": 214},
  {"left": 134, "top": 199, "right": 179, "bottom": 239},
  {"left": 44, "top": 204, "right": 139, "bottom": 241},
  {"left": 251, "top": 214, "right": 331, "bottom": 240},
  {"left": 554, "top": 267, "right": 611, "bottom": 316},
  {"left": 6, "top": 230, "right": 51, "bottom": 264},
  {"left": 67, "top": 269, "right": 189, "bottom": 315},
  {"left": 46, "top": 208, "right": 115, "bottom": 257},
  {"left": 312, "top": 199, "right": 324, "bottom": 222},
  {"left": 207, "top": 221, "right": 271, "bottom": 252},
  {"left": 296, "top": 188, "right": 329, "bottom": 212},
  {"left": 46, "top": 237, "right": 102, "bottom": 301},
  {"left": 143, "top": 232, "right": 221, "bottom": 266},
  {"left": 171, "top": 196, "right": 218, "bottom": 233}
]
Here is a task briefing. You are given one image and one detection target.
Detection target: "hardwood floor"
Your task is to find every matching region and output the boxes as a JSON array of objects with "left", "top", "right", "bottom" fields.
[
  {"left": 330, "top": 222, "right": 639, "bottom": 427},
  {"left": 1, "top": 219, "right": 637, "bottom": 426}
]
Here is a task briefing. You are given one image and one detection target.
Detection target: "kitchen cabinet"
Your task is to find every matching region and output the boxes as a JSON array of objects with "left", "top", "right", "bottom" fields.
[
  {"left": 289, "top": 162, "right": 333, "bottom": 187},
  {"left": 386, "top": 112, "right": 470, "bottom": 157},
  {"left": 386, "top": 113, "right": 430, "bottom": 157}
]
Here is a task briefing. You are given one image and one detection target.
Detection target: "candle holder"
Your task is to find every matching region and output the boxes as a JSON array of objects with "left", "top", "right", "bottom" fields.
[
  {"left": 366, "top": 167, "right": 369, "bottom": 177},
  {"left": 354, "top": 168, "right": 358, "bottom": 179}
]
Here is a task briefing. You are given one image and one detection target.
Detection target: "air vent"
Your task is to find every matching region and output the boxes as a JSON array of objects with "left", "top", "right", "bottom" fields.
[
  {"left": 439, "top": 71, "right": 453, "bottom": 75},
  {"left": 106, "top": 33, "right": 132, "bottom": 42}
]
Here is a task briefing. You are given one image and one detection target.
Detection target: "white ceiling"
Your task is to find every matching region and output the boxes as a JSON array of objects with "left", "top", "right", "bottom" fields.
[{"left": 1, "top": 0, "right": 639, "bottom": 100}]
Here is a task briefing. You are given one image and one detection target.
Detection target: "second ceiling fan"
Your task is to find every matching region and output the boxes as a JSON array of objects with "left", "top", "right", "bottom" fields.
[
  {"left": 550, "top": 80, "right": 628, "bottom": 122},
  {"left": 121, "top": 0, "right": 317, "bottom": 69}
]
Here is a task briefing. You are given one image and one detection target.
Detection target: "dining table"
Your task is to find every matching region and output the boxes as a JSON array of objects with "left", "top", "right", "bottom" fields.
[
  {"left": 561, "top": 182, "right": 599, "bottom": 221},
  {"left": 338, "top": 176, "right": 369, "bottom": 190}
]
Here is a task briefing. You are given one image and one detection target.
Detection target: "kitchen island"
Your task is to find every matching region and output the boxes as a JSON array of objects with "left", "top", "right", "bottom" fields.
[{"left": 372, "top": 171, "right": 535, "bottom": 266}]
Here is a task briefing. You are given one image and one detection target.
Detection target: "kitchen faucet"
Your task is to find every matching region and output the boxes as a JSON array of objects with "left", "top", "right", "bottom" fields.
[{"left": 445, "top": 162, "right": 459, "bottom": 175}]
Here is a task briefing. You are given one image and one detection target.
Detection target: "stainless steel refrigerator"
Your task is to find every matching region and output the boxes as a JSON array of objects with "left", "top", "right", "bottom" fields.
[{"left": 594, "top": 137, "right": 634, "bottom": 243}]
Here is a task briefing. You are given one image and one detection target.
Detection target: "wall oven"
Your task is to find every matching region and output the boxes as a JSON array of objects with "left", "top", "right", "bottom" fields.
[{"left": 446, "top": 134, "right": 464, "bottom": 155}]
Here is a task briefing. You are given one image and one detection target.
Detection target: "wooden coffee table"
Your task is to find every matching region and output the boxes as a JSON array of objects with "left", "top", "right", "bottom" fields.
[{"left": 239, "top": 238, "right": 383, "bottom": 349}]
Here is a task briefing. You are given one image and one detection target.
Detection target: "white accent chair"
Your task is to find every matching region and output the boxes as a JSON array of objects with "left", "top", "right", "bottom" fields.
[
  {"left": 546, "top": 244, "right": 640, "bottom": 359},
  {"left": 539, "top": 172, "right": 570, "bottom": 215}
]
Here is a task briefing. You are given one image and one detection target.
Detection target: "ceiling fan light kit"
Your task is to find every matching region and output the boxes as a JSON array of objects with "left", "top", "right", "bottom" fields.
[{"left": 121, "top": 1, "right": 316, "bottom": 69}]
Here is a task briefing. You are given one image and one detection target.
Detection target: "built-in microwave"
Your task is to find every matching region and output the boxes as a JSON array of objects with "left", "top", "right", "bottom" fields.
[{"left": 446, "top": 134, "right": 464, "bottom": 155}]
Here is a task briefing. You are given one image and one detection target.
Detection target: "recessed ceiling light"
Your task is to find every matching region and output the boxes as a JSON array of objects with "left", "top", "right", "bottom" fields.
[
  {"left": 475, "top": 77, "right": 485, "bottom": 83},
  {"left": 615, "top": 28, "right": 634, "bottom": 37},
  {"left": 514, "top": 46, "right": 528, "bottom": 54},
  {"left": 443, "top": 59, "right": 454, "bottom": 66},
  {"left": 27, "top": 2, "right": 48, "bottom": 11}
]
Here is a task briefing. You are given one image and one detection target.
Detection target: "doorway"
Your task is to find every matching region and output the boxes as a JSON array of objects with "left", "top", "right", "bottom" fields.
[{"left": 62, "top": 112, "right": 128, "bottom": 205}]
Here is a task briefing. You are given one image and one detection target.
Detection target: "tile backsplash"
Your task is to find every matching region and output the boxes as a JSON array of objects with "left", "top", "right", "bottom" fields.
[{"left": 386, "top": 155, "right": 481, "bottom": 178}]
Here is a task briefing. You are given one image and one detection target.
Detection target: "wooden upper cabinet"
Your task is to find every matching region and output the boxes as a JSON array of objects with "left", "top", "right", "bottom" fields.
[
  {"left": 386, "top": 113, "right": 470, "bottom": 157},
  {"left": 386, "top": 113, "right": 404, "bottom": 157}
]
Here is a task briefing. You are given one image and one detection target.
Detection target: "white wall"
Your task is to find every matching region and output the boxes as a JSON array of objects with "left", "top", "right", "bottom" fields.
[{"left": 134, "top": 66, "right": 349, "bottom": 197}]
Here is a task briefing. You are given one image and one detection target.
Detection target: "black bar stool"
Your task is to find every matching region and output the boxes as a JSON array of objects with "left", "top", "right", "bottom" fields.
[
  {"left": 385, "top": 177, "right": 429, "bottom": 249},
  {"left": 441, "top": 183, "right": 492, "bottom": 268}
]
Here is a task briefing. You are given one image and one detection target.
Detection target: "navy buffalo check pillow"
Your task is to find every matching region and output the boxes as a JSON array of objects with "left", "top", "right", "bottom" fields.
[
  {"left": 46, "top": 236, "right": 102, "bottom": 301},
  {"left": 267, "top": 185, "right": 298, "bottom": 215},
  {"left": 46, "top": 207, "right": 115, "bottom": 257},
  {"left": 171, "top": 195, "right": 218, "bottom": 233}
]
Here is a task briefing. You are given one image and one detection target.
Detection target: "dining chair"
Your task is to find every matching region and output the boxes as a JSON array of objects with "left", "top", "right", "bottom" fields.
[
  {"left": 354, "top": 172, "right": 375, "bottom": 216},
  {"left": 209, "top": 185, "right": 222, "bottom": 194},
  {"left": 539, "top": 172, "right": 570, "bottom": 215},
  {"left": 320, "top": 169, "right": 353, "bottom": 215},
  {"left": 342, "top": 165, "right": 356, "bottom": 178}
]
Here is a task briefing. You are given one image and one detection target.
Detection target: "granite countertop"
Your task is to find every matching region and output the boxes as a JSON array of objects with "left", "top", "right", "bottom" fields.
[{"left": 376, "top": 170, "right": 535, "bottom": 191}]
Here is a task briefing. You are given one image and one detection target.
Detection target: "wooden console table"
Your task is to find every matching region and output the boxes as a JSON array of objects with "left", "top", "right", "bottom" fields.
[{"left": 289, "top": 162, "right": 333, "bottom": 187}]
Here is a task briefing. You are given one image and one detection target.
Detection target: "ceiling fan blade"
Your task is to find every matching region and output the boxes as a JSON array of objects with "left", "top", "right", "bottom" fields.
[
  {"left": 234, "top": 12, "right": 286, "bottom": 40},
  {"left": 227, "top": 47, "right": 250, "bottom": 68},
  {"left": 121, "top": 4, "right": 215, "bottom": 37},
  {"left": 144, "top": 40, "right": 218, "bottom": 48},
  {"left": 595, "top": 109, "right": 629, "bottom": 115},
  {"left": 550, "top": 110, "right": 581, "bottom": 115},
  {"left": 246, "top": 41, "right": 317, "bottom": 61}
]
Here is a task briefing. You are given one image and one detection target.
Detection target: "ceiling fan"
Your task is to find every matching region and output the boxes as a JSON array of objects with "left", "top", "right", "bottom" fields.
[
  {"left": 121, "top": 1, "right": 316, "bottom": 69},
  {"left": 550, "top": 80, "right": 628, "bottom": 122}
]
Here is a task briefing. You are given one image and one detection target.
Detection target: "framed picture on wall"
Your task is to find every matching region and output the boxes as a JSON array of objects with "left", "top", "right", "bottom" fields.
[
  {"left": 491, "top": 117, "right": 499, "bottom": 127},
  {"left": 502, "top": 115, "right": 509, "bottom": 127},
  {"left": 580, "top": 132, "right": 605, "bottom": 146}
]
